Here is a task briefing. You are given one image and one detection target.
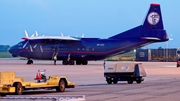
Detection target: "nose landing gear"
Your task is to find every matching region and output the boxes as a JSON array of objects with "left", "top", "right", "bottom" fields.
[{"left": 27, "top": 59, "right": 33, "bottom": 64}]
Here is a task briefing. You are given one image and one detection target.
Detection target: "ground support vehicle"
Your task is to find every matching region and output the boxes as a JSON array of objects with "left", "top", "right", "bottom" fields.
[
  {"left": 104, "top": 62, "right": 147, "bottom": 84},
  {"left": 0, "top": 71, "right": 75, "bottom": 95},
  {"left": 177, "top": 57, "right": 180, "bottom": 67}
]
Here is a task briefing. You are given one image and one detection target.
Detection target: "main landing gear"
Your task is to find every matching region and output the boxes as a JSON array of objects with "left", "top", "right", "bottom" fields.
[
  {"left": 62, "top": 60, "right": 88, "bottom": 65},
  {"left": 27, "top": 59, "right": 33, "bottom": 64},
  {"left": 76, "top": 60, "right": 88, "bottom": 65},
  {"left": 62, "top": 60, "right": 75, "bottom": 65}
]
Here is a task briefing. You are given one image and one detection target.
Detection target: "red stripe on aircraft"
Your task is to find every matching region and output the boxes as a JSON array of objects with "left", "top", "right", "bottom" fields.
[{"left": 151, "top": 3, "right": 160, "bottom": 5}]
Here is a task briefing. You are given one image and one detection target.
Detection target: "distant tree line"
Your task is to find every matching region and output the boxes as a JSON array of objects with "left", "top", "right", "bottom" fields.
[{"left": 0, "top": 45, "right": 10, "bottom": 52}]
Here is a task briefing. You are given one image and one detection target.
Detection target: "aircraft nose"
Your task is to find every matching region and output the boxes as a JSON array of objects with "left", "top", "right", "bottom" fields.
[{"left": 8, "top": 45, "right": 18, "bottom": 57}]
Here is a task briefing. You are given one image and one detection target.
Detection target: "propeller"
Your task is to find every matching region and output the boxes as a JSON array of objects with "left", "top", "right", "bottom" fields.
[
  {"left": 33, "top": 44, "right": 37, "bottom": 49},
  {"left": 23, "top": 30, "right": 44, "bottom": 52},
  {"left": 31, "top": 34, "right": 35, "bottom": 37},
  {"left": 40, "top": 45, "right": 43, "bottom": 52},
  {"left": 23, "top": 41, "right": 28, "bottom": 48},
  {"left": 25, "top": 30, "right": 29, "bottom": 38},
  {"left": 33, "top": 44, "right": 43, "bottom": 52},
  {"left": 23, "top": 30, "right": 34, "bottom": 52},
  {"left": 82, "top": 33, "right": 84, "bottom": 38},
  {"left": 61, "top": 33, "right": 64, "bottom": 37},
  {"left": 35, "top": 31, "right": 39, "bottom": 36}
]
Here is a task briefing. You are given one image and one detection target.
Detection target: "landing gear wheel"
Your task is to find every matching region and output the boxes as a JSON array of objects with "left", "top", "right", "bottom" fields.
[
  {"left": 13, "top": 82, "right": 22, "bottom": 95},
  {"left": 177, "top": 64, "right": 179, "bottom": 67},
  {"left": 68, "top": 60, "right": 74, "bottom": 65},
  {"left": 136, "top": 80, "right": 142, "bottom": 84},
  {"left": 76, "top": 61, "right": 81, "bottom": 65},
  {"left": 106, "top": 78, "right": 112, "bottom": 84},
  {"left": 113, "top": 79, "right": 118, "bottom": 84},
  {"left": 82, "top": 61, "right": 88, "bottom": 65},
  {"left": 56, "top": 79, "right": 66, "bottom": 92},
  {"left": 62, "top": 60, "right": 68, "bottom": 65},
  {"left": 127, "top": 79, "right": 133, "bottom": 84},
  {"left": 27, "top": 60, "right": 33, "bottom": 64}
]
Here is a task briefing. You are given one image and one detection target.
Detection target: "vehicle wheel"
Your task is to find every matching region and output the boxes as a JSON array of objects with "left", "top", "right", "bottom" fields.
[
  {"left": 177, "top": 64, "right": 179, "bottom": 67},
  {"left": 82, "top": 61, "right": 88, "bottom": 65},
  {"left": 136, "top": 80, "right": 142, "bottom": 84},
  {"left": 62, "top": 60, "right": 68, "bottom": 65},
  {"left": 107, "top": 78, "right": 112, "bottom": 84},
  {"left": 68, "top": 60, "right": 74, "bottom": 65},
  {"left": 127, "top": 79, "right": 133, "bottom": 84},
  {"left": 113, "top": 79, "right": 118, "bottom": 84},
  {"left": 13, "top": 82, "right": 22, "bottom": 95},
  {"left": 76, "top": 61, "right": 81, "bottom": 65},
  {"left": 56, "top": 79, "right": 66, "bottom": 92}
]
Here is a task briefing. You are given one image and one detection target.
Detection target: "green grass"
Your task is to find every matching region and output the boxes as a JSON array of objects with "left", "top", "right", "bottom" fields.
[{"left": 0, "top": 52, "right": 13, "bottom": 58}]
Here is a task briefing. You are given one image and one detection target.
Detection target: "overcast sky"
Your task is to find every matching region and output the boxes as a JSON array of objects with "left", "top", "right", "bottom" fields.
[{"left": 0, "top": 0, "right": 179, "bottom": 48}]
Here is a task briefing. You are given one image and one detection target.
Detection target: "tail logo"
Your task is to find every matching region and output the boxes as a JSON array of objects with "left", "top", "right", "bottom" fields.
[{"left": 147, "top": 12, "right": 160, "bottom": 25}]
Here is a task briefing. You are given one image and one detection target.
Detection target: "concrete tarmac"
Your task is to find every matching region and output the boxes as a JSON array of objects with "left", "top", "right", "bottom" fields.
[{"left": 0, "top": 58, "right": 180, "bottom": 101}]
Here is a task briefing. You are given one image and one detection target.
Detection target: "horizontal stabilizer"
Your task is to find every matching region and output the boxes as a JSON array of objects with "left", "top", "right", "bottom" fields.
[{"left": 141, "top": 37, "right": 160, "bottom": 40}]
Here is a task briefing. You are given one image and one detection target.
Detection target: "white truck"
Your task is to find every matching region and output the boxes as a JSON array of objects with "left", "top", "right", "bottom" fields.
[{"left": 104, "top": 62, "right": 147, "bottom": 84}]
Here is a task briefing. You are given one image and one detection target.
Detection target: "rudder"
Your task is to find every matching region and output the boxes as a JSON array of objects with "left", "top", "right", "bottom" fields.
[{"left": 143, "top": 3, "right": 164, "bottom": 30}]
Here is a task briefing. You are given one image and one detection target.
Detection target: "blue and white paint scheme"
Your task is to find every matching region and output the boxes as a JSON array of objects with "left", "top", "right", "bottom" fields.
[{"left": 9, "top": 4, "right": 168, "bottom": 65}]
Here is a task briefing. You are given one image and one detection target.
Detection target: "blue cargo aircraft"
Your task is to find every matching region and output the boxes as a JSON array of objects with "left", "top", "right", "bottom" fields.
[{"left": 9, "top": 4, "right": 169, "bottom": 65}]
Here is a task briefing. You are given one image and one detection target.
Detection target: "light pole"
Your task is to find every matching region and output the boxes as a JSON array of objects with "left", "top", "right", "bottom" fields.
[{"left": 166, "top": 34, "right": 174, "bottom": 58}]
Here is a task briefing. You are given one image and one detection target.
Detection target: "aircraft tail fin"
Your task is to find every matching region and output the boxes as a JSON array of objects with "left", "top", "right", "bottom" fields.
[
  {"left": 142, "top": 3, "right": 163, "bottom": 30},
  {"left": 109, "top": 4, "right": 168, "bottom": 42}
]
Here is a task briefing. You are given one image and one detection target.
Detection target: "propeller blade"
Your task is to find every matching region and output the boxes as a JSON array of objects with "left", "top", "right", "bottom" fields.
[
  {"left": 35, "top": 31, "right": 39, "bottom": 36},
  {"left": 25, "top": 30, "right": 29, "bottom": 38},
  {"left": 33, "top": 44, "right": 37, "bottom": 49},
  {"left": 23, "top": 41, "right": 28, "bottom": 48},
  {"left": 31, "top": 34, "right": 34, "bottom": 37},
  {"left": 61, "top": 33, "right": 64, "bottom": 37},
  {"left": 43, "top": 35, "right": 45, "bottom": 37},
  {"left": 82, "top": 33, "right": 84, "bottom": 37},
  {"left": 30, "top": 45, "right": 33, "bottom": 52},
  {"left": 40, "top": 45, "right": 43, "bottom": 52},
  {"left": 68, "top": 35, "right": 70, "bottom": 37}
]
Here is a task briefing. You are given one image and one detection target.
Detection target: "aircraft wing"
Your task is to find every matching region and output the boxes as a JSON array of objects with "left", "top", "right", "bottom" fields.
[{"left": 22, "top": 36, "right": 81, "bottom": 45}]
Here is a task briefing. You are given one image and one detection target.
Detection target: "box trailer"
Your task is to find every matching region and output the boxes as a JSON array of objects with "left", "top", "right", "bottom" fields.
[{"left": 104, "top": 62, "right": 147, "bottom": 84}]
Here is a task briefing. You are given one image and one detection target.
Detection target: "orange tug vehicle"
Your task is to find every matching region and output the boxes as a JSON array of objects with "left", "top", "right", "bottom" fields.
[{"left": 0, "top": 70, "right": 75, "bottom": 95}]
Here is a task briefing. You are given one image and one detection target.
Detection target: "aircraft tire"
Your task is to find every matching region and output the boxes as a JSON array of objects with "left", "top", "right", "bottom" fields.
[
  {"left": 82, "top": 61, "right": 88, "bottom": 65},
  {"left": 68, "top": 60, "right": 74, "bottom": 65},
  {"left": 76, "top": 61, "right": 81, "bottom": 65},
  {"left": 62, "top": 60, "right": 68, "bottom": 65},
  {"left": 27, "top": 60, "right": 33, "bottom": 64}
]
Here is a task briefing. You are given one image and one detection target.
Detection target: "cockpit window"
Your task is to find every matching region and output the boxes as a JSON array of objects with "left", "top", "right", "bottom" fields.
[{"left": 18, "top": 42, "right": 23, "bottom": 46}]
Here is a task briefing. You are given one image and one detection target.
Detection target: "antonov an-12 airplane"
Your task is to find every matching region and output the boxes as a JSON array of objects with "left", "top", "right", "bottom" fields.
[{"left": 9, "top": 4, "right": 169, "bottom": 65}]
